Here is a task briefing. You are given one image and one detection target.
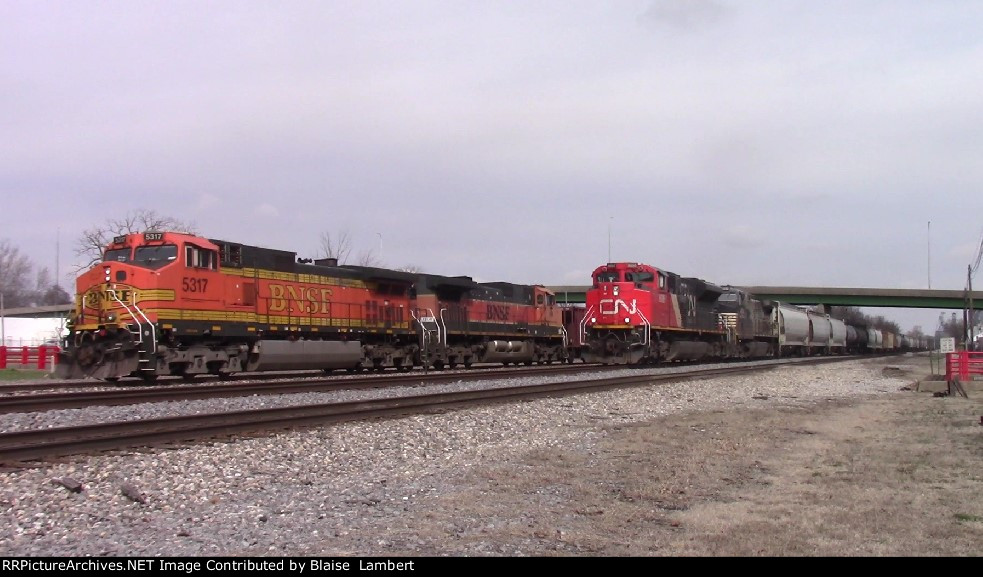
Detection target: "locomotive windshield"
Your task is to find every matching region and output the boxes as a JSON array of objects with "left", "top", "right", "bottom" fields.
[
  {"left": 595, "top": 272, "right": 620, "bottom": 283},
  {"left": 132, "top": 244, "right": 178, "bottom": 269},
  {"left": 103, "top": 248, "right": 131, "bottom": 263}
]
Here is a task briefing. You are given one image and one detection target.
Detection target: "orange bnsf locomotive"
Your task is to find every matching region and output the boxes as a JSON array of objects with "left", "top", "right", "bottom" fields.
[
  {"left": 579, "top": 262, "right": 777, "bottom": 364},
  {"left": 58, "top": 231, "right": 569, "bottom": 381}
]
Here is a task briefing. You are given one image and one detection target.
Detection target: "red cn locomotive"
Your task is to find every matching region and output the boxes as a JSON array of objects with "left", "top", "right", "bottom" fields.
[
  {"left": 58, "top": 231, "right": 568, "bottom": 381},
  {"left": 581, "top": 262, "right": 774, "bottom": 364}
]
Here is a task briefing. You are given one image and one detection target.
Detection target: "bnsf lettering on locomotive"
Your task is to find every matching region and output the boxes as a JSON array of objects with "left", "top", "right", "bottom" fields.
[
  {"left": 87, "top": 289, "right": 132, "bottom": 305},
  {"left": 486, "top": 304, "right": 510, "bottom": 321},
  {"left": 269, "top": 283, "right": 333, "bottom": 314}
]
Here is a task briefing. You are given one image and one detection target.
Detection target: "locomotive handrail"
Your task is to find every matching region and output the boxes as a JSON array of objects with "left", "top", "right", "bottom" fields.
[
  {"left": 438, "top": 308, "right": 448, "bottom": 346},
  {"left": 110, "top": 289, "right": 156, "bottom": 354},
  {"left": 578, "top": 305, "right": 595, "bottom": 345},
  {"left": 411, "top": 308, "right": 442, "bottom": 346},
  {"left": 635, "top": 308, "right": 651, "bottom": 347}
]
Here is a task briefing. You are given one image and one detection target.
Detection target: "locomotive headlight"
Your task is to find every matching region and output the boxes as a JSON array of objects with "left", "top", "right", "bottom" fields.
[
  {"left": 104, "top": 266, "right": 111, "bottom": 281},
  {"left": 590, "top": 317, "right": 596, "bottom": 323},
  {"left": 613, "top": 286, "right": 620, "bottom": 295},
  {"left": 624, "top": 317, "right": 630, "bottom": 323},
  {"left": 106, "top": 312, "right": 117, "bottom": 323}
]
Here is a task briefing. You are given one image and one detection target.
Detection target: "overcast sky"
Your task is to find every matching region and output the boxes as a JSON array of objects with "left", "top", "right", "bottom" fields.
[{"left": 3, "top": 0, "right": 982, "bottom": 333}]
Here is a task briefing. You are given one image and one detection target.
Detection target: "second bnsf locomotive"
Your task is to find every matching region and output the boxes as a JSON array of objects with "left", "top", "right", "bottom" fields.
[{"left": 58, "top": 231, "right": 569, "bottom": 381}]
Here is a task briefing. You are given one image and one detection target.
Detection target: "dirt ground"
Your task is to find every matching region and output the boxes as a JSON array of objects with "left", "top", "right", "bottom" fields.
[{"left": 351, "top": 361, "right": 983, "bottom": 556}]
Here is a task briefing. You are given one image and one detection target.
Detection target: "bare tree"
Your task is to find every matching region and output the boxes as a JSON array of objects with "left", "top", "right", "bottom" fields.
[
  {"left": 355, "top": 248, "right": 382, "bottom": 267},
  {"left": 318, "top": 230, "right": 383, "bottom": 267},
  {"left": 37, "top": 283, "right": 72, "bottom": 306},
  {"left": 936, "top": 312, "right": 964, "bottom": 341},
  {"left": 0, "top": 240, "right": 69, "bottom": 307},
  {"left": 75, "top": 209, "right": 196, "bottom": 269},
  {"left": 32, "top": 267, "right": 71, "bottom": 305},
  {"left": 0, "top": 239, "right": 34, "bottom": 308},
  {"left": 318, "top": 231, "right": 355, "bottom": 264},
  {"left": 829, "top": 305, "right": 867, "bottom": 326}
]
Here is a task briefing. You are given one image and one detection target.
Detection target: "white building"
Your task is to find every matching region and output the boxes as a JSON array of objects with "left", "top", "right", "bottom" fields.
[{"left": 0, "top": 306, "right": 70, "bottom": 347}]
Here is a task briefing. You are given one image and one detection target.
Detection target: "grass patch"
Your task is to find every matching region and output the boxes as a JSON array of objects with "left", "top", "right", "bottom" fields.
[
  {"left": 0, "top": 368, "right": 51, "bottom": 381},
  {"left": 954, "top": 513, "right": 983, "bottom": 523}
]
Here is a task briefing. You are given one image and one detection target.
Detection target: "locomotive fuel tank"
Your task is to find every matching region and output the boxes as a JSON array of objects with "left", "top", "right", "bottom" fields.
[{"left": 245, "top": 340, "right": 364, "bottom": 372}]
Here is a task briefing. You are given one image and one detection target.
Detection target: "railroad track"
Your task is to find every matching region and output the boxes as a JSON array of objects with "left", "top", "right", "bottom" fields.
[
  {"left": 0, "top": 358, "right": 860, "bottom": 465},
  {"left": 0, "top": 361, "right": 599, "bottom": 394},
  {"left": 0, "top": 364, "right": 609, "bottom": 413}
]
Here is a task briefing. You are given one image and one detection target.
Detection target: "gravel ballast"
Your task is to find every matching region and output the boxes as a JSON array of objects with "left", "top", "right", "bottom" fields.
[{"left": 0, "top": 356, "right": 929, "bottom": 556}]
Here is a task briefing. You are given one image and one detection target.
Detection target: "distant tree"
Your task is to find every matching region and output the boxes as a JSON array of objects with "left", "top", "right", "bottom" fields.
[
  {"left": 76, "top": 209, "right": 196, "bottom": 269},
  {"left": 36, "top": 283, "right": 72, "bottom": 306},
  {"left": 938, "top": 312, "right": 963, "bottom": 341},
  {"left": 0, "top": 240, "right": 70, "bottom": 308},
  {"left": 355, "top": 249, "right": 382, "bottom": 267},
  {"left": 829, "top": 306, "right": 866, "bottom": 326},
  {"left": 318, "top": 231, "right": 354, "bottom": 264},
  {"left": 0, "top": 239, "right": 33, "bottom": 308},
  {"left": 318, "top": 230, "right": 381, "bottom": 267},
  {"left": 32, "top": 267, "right": 71, "bottom": 305}
]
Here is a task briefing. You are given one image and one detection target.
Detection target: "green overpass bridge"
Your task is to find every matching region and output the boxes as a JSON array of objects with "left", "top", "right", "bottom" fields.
[{"left": 549, "top": 286, "right": 983, "bottom": 310}]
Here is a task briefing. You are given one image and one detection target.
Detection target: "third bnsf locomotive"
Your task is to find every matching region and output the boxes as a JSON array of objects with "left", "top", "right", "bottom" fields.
[
  {"left": 58, "top": 231, "right": 569, "bottom": 381},
  {"left": 577, "top": 262, "right": 916, "bottom": 365}
]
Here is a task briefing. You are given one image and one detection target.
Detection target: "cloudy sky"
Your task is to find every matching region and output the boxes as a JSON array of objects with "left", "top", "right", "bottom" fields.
[{"left": 3, "top": 0, "right": 982, "bottom": 333}]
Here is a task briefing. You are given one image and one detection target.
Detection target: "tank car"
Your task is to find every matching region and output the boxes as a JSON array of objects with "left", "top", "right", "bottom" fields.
[
  {"left": 57, "top": 231, "right": 567, "bottom": 381},
  {"left": 867, "top": 327, "right": 883, "bottom": 352},
  {"left": 829, "top": 317, "right": 847, "bottom": 354},
  {"left": 773, "top": 303, "right": 810, "bottom": 356},
  {"left": 807, "top": 310, "right": 832, "bottom": 355}
]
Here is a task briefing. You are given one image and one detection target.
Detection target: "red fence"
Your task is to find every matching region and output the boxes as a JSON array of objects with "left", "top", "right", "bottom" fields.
[
  {"left": 945, "top": 351, "right": 983, "bottom": 382},
  {"left": 0, "top": 346, "right": 61, "bottom": 370}
]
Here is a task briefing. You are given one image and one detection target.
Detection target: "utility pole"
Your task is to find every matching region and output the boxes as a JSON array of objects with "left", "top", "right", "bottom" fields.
[{"left": 969, "top": 264, "right": 975, "bottom": 351}]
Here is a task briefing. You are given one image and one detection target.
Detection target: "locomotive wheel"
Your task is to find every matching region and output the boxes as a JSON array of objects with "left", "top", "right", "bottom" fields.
[{"left": 77, "top": 342, "right": 105, "bottom": 368}]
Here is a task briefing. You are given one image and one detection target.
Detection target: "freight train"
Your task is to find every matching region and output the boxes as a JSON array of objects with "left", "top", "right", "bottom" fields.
[
  {"left": 57, "top": 231, "right": 571, "bottom": 381},
  {"left": 576, "top": 261, "right": 926, "bottom": 365},
  {"left": 57, "top": 232, "right": 921, "bottom": 381}
]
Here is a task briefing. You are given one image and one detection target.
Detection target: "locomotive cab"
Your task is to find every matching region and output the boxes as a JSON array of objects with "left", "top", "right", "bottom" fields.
[
  {"left": 59, "top": 231, "right": 224, "bottom": 381},
  {"left": 583, "top": 262, "right": 730, "bottom": 364},
  {"left": 583, "top": 263, "right": 661, "bottom": 363}
]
